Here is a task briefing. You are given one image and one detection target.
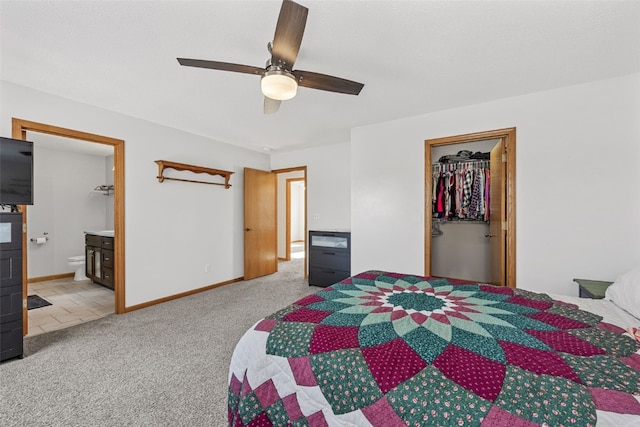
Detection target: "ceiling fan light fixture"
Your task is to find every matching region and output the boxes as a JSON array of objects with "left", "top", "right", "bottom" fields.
[{"left": 261, "top": 69, "right": 297, "bottom": 101}]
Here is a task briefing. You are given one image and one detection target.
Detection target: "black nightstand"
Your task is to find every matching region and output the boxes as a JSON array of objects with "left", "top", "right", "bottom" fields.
[
  {"left": 308, "top": 231, "right": 351, "bottom": 287},
  {"left": 573, "top": 278, "right": 613, "bottom": 299}
]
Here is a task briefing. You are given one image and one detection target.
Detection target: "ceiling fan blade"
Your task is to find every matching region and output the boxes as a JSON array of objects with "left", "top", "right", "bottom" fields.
[
  {"left": 177, "top": 58, "right": 264, "bottom": 76},
  {"left": 294, "top": 70, "right": 364, "bottom": 95},
  {"left": 264, "top": 97, "right": 281, "bottom": 114},
  {"left": 271, "top": 0, "right": 308, "bottom": 69}
]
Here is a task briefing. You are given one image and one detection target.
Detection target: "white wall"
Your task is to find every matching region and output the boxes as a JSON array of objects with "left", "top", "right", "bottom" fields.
[
  {"left": 27, "top": 146, "right": 108, "bottom": 278},
  {"left": 291, "top": 182, "right": 305, "bottom": 241},
  {"left": 1, "top": 81, "right": 269, "bottom": 306},
  {"left": 271, "top": 143, "right": 351, "bottom": 233},
  {"left": 105, "top": 154, "right": 115, "bottom": 229},
  {"left": 5, "top": 72, "right": 639, "bottom": 304},
  {"left": 352, "top": 73, "right": 640, "bottom": 296}
]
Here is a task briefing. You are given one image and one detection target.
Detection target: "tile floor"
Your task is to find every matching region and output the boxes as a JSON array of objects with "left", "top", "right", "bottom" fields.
[{"left": 27, "top": 278, "right": 114, "bottom": 336}]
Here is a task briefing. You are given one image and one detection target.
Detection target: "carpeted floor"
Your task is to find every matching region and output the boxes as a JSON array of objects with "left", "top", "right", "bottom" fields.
[{"left": 0, "top": 258, "right": 317, "bottom": 427}]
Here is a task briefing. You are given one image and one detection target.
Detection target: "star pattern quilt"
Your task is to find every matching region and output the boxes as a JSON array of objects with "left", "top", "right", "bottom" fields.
[{"left": 228, "top": 271, "right": 640, "bottom": 426}]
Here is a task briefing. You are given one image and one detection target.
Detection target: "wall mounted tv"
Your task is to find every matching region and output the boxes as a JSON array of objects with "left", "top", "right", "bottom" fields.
[{"left": 0, "top": 136, "right": 34, "bottom": 205}]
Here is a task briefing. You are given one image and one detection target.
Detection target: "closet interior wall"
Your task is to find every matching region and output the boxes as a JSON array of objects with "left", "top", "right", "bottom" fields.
[{"left": 431, "top": 139, "right": 499, "bottom": 282}]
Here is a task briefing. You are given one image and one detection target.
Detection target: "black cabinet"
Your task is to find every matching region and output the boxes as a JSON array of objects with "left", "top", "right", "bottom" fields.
[
  {"left": 1, "top": 212, "right": 23, "bottom": 362},
  {"left": 85, "top": 234, "right": 114, "bottom": 290},
  {"left": 308, "top": 231, "right": 351, "bottom": 287}
]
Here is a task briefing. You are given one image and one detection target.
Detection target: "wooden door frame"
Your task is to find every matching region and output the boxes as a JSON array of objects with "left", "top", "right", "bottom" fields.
[
  {"left": 424, "top": 127, "right": 516, "bottom": 287},
  {"left": 272, "top": 166, "right": 307, "bottom": 277},
  {"left": 12, "top": 118, "right": 125, "bottom": 334},
  {"left": 285, "top": 178, "right": 305, "bottom": 261}
]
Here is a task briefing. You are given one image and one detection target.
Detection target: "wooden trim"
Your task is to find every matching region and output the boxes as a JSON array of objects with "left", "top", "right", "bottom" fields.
[
  {"left": 286, "top": 179, "right": 291, "bottom": 261},
  {"left": 505, "top": 129, "right": 517, "bottom": 288},
  {"left": 424, "top": 127, "right": 517, "bottom": 288},
  {"left": 12, "top": 118, "right": 126, "bottom": 336},
  {"left": 28, "top": 273, "right": 74, "bottom": 283},
  {"left": 272, "top": 166, "right": 306, "bottom": 174},
  {"left": 285, "top": 178, "right": 305, "bottom": 261},
  {"left": 124, "top": 277, "right": 243, "bottom": 312},
  {"left": 303, "top": 170, "right": 307, "bottom": 278},
  {"left": 425, "top": 148, "right": 432, "bottom": 279},
  {"left": 426, "top": 128, "right": 514, "bottom": 146}
]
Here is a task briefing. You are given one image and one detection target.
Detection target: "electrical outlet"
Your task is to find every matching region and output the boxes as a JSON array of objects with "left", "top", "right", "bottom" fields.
[{"left": 205, "top": 264, "right": 211, "bottom": 272}]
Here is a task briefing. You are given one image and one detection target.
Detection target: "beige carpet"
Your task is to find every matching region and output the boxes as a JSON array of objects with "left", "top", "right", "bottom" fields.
[{"left": 0, "top": 258, "right": 318, "bottom": 427}]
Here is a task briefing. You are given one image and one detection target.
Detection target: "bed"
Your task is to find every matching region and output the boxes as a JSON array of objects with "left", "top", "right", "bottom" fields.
[{"left": 228, "top": 270, "right": 640, "bottom": 426}]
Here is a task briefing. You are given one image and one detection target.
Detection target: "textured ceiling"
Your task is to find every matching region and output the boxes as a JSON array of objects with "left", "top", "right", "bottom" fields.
[{"left": 2, "top": 0, "right": 639, "bottom": 153}]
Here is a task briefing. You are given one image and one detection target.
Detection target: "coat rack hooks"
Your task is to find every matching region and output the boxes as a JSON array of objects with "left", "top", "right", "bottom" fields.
[{"left": 154, "top": 160, "right": 234, "bottom": 189}]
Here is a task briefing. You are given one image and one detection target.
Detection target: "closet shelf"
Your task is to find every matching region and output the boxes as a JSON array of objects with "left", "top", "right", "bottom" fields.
[{"left": 154, "top": 160, "right": 233, "bottom": 189}]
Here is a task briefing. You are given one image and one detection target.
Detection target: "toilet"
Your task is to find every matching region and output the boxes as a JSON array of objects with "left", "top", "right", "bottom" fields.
[{"left": 67, "top": 255, "right": 88, "bottom": 281}]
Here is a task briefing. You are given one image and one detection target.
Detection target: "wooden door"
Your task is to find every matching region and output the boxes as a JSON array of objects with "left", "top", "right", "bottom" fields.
[
  {"left": 244, "top": 168, "right": 277, "bottom": 280},
  {"left": 489, "top": 140, "right": 506, "bottom": 286}
]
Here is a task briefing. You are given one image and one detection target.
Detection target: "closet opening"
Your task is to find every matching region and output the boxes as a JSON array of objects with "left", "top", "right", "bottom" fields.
[{"left": 425, "top": 128, "right": 516, "bottom": 288}]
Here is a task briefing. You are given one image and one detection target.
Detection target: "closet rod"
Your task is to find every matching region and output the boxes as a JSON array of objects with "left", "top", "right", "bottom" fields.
[{"left": 432, "top": 160, "right": 489, "bottom": 172}]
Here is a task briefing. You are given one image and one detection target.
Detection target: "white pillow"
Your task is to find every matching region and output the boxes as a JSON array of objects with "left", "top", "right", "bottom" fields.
[{"left": 605, "top": 266, "right": 640, "bottom": 319}]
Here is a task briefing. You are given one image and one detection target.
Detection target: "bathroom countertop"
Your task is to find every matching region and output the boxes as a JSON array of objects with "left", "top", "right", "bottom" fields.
[{"left": 85, "top": 230, "right": 114, "bottom": 237}]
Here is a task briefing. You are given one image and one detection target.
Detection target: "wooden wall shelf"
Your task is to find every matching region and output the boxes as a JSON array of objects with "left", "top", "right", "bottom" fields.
[{"left": 154, "top": 160, "right": 233, "bottom": 188}]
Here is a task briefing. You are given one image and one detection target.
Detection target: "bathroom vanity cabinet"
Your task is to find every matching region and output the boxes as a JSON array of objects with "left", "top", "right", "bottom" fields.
[{"left": 85, "top": 233, "right": 114, "bottom": 290}]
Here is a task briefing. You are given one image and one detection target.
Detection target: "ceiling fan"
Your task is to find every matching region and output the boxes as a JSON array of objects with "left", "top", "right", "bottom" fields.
[{"left": 177, "top": 0, "right": 364, "bottom": 114}]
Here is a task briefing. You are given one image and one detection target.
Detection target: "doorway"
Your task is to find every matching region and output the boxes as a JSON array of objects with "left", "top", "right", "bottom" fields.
[
  {"left": 275, "top": 167, "right": 307, "bottom": 275},
  {"left": 244, "top": 166, "right": 307, "bottom": 280},
  {"left": 425, "top": 128, "right": 516, "bottom": 287},
  {"left": 284, "top": 177, "right": 305, "bottom": 261},
  {"left": 287, "top": 179, "right": 306, "bottom": 260},
  {"left": 12, "top": 118, "right": 125, "bottom": 335}
]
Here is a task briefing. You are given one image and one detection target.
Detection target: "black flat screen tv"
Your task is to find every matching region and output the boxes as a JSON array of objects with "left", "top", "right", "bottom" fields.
[{"left": 0, "top": 136, "right": 34, "bottom": 205}]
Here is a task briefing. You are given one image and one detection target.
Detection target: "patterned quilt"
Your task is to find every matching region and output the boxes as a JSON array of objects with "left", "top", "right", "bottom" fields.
[{"left": 228, "top": 271, "right": 640, "bottom": 426}]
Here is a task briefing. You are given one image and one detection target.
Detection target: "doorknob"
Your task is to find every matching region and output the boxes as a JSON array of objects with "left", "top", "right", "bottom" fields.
[{"left": 246, "top": 228, "right": 252, "bottom": 232}]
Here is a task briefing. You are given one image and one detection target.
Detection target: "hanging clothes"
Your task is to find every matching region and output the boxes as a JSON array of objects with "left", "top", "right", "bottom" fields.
[
  {"left": 468, "top": 168, "right": 483, "bottom": 219},
  {"left": 432, "top": 160, "right": 489, "bottom": 221},
  {"left": 434, "top": 172, "right": 446, "bottom": 218}
]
